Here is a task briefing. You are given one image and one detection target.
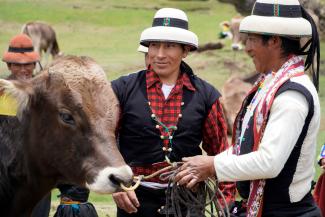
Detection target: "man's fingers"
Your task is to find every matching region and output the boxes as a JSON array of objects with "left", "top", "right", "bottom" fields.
[
  {"left": 112, "top": 192, "right": 127, "bottom": 210},
  {"left": 177, "top": 172, "right": 195, "bottom": 186},
  {"left": 186, "top": 177, "right": 199, "bottom": 189},
  {"left": 182, "top": 156, "right": 199, "bottom": 163},
  {"left": 122, "top": 191, "right": 138, "bottom": 213},
  {"left": 113, "top": 192, "right": 138, "bottom": 213},
  {"left": 182, "top": 157, "right": 190, "bottom": 162},
  {"left": 127, "top": 190, "right": 140, "bottom": 207},
  {"left": 174, "top": 169, "right": 190, "bottom": 183}
]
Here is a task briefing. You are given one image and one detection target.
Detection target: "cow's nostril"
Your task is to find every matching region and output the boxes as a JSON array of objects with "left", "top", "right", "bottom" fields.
[
  {"left": 109, "top": 174, "right": 127, "bottom": 186},
  {"left": 232, "top": 45, "right": 239, "bottom": 51}
]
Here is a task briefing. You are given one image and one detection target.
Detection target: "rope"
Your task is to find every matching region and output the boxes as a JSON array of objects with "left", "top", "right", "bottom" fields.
[
  {"left": 120, "top": 163, "right": 230, "bottom": 217},
  {"left": 120, "top": 162, "right": 182, "bottom": 191},
  {"left": 164, "top": 170, "right": 230, "bottom": 217}
]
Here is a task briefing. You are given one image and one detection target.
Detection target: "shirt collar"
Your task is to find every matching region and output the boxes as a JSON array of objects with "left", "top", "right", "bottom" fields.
[{"left": 146, "top": 67, "right": 196, "bottom": 91}]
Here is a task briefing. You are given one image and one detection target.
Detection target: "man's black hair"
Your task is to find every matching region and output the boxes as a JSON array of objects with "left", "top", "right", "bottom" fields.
[{"left": 261, "top": 35, "right": 301, "bottom": 58}]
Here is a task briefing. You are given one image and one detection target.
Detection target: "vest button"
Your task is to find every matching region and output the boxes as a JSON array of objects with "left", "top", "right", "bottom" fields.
[
  {"left": 178, "top": 114, "right": 182, "bottom": 118},
  {"left": 160, "top": 135, "right": 164, "bottom": 139},
  {"left": 181, "top": 102, "right": 184, "bottom": 106},
  {"left": 156, "top": 125, "right": 160, "bottom": 129},
  {"left": 162, "top": 147, "right": 167, "bottom": 151}
]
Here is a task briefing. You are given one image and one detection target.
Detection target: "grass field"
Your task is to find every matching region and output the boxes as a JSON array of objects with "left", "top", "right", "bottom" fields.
[{"left": 0, "top": 0, "right": 324, "bottom": 216}]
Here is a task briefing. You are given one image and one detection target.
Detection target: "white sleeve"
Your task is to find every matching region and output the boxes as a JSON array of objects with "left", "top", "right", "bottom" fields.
[{"left": 214, "top": 90, "right": 309, "bottom": 182}]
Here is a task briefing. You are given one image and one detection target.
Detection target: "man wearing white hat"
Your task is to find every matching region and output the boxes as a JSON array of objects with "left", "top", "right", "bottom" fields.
[
  {"left": 137, "top": 44, "right": 150, "bottom": 68},
  {"left": 111, "top": 7, "right": 235, "bottom": 217},
  {"left": 175, "top": 0, "right": 322, "bottom": 216}
]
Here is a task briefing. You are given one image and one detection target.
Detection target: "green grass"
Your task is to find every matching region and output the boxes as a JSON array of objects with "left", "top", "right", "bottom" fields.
[
  {"left": 0, "top": 0, "right": 324, "bottom": 216},
  {"left": 0, "top": 0, "right": 236, "bottom": 76}
]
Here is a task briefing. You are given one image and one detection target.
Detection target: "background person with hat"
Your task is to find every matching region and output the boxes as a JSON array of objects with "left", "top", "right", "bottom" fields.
[
  {"left": 1, "top": 33, "right": 51, "bottom": 217},
  {"left": 2, "top": 33, "right": 41, "bottom": 80},
  {"left": 111, "top": 7, "right": 235, "bottom": 217},
  {"left": 137, "top": 44, "right": 150, "bottom": 68},
  {"left": 53, "top": 184, "right": 99, "bottom": 217},
  {"left": 175, "top": 0, "right": 322, "bottom": 216}
]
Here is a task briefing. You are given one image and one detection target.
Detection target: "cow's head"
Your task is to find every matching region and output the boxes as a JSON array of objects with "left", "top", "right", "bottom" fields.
[
  {"left": 0, "top": 55, "right": 133, "bottom": 193},
  {"left": 221, "top": 76, "right": 253, "bottom": 134},
  {"left": 230, "top": 16, "right": 247, "bottom": 51}
]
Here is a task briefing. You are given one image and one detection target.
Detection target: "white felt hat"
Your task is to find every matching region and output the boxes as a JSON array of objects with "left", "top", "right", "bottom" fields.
[
  {"left": 140, "top": 8, "right": 198, "bottom": 51},
  {"left": 240, "top": 0, "right": 312, "bottom": 37}
]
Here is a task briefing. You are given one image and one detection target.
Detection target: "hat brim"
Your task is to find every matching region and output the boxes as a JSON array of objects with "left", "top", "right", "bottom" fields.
[
  {"left": 2, "top": 51, "right": 40, "bottom": 64},
  {"left": 140, "top": 26, "right": 198, "bottom": 51},
  {"left": 137, "top": 45, "right": 148, "bottom": 53},
  {"left": 239, "top": 15, "right": 312, "bottom": 37}
]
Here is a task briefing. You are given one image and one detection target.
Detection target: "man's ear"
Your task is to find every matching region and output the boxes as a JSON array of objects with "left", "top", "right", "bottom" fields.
[
  {"left": 182, "top": 46, "right": 191, "bottom": 58},
  {"left": 269, "top": 36, "right": 281, "bottom": 49}
]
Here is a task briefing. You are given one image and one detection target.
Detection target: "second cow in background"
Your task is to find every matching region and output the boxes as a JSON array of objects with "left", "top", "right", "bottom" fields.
[{"left": 22, "top": 21, "right": 62, "bottom": 68}]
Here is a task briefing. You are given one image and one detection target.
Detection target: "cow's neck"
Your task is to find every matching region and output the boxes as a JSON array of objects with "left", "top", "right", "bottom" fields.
[
  {"left": 0, "top": 115, "right": 54, "bottom": 216},
  {"left": 10, "top": 180, "right": 53, "bottom": 217}
]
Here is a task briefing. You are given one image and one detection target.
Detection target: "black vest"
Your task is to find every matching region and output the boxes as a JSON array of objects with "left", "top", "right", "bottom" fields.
[
  {"left": 236, "top": 81, "right": 314, "bottom": 208},
  {"left": 111, "top": 63, "right": 220, "bottom": 166}
]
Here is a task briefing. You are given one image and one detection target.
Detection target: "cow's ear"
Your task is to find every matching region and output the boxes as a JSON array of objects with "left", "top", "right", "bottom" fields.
[{"left": 0, "top": 79, "right": 33, "bottom": 120}]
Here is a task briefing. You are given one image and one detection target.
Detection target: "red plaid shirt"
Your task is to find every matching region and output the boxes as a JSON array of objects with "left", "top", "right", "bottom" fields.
[{"left": 131, "top": 69, "right": 235, "bottom": 205}]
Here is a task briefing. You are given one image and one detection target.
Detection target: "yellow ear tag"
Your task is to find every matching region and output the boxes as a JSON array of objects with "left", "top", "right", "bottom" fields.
[
  {"left": 0, "top": 93, "right": 18, "bottom": 116},
  {"left": 222, "top": 26, "right": 230, "bottom": 32}
]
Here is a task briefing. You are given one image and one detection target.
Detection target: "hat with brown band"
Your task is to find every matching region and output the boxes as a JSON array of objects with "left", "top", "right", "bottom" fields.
[{"left": 2, "top": 34, "right": 40, "bottom": 64}]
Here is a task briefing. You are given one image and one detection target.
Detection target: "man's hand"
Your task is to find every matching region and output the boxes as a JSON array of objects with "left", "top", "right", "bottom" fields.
[
  {"left": 112, "top": 190, "right": 140, "bottom": 213},
  {"left": 174, "top": 155, "right": 216, "bottom": 189}
]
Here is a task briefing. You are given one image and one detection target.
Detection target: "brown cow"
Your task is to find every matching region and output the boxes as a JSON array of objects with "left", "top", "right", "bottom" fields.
[
  {"left": 22, "top": 22, "right": 62, "bottom": 67},
  {"left": 0, "top": 55, "right": 133, "bottom": 217},
  {"left": 221, "top": 73, "right": 260, "bottom": 134},
  {"left": 220, "top": 16, "right": 247, "bottom": 51},
  {"left": 229, "top": 15, "right": 247, "bottom": 51}
]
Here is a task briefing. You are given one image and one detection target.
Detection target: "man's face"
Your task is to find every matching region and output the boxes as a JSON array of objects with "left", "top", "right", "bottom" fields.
[
  {"left": 245, "top": 34, "right": 272, "bottom": 74},
  {"left": 8, "top": 63, "right": 35, "bottom": 80},
  {"left": 148, "top": 42, "right": 189, "bottom": 79}
]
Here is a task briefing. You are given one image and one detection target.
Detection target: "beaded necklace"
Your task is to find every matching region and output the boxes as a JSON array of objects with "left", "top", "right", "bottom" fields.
[{"left": 147, "top": 101, "right": 183, "bottom": 164}]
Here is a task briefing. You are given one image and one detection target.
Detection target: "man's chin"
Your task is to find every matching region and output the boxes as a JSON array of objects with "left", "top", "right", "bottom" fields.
[{"left": 154, "top": 70, "right": 168, "bottom": 76}]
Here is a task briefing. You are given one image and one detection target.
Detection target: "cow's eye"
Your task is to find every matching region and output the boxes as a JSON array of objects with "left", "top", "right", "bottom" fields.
[{"left": 59, "top": 112, "right": 75, "bottom": 125}]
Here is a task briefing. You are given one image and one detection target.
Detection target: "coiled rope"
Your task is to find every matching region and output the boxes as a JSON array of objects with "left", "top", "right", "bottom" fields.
[{"left": 120, "top": 163, "right": 230, "bottom": 217}]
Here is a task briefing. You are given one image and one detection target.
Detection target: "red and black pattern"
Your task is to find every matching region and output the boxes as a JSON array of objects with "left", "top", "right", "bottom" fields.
[
  {"left": 203, "top": 99, "right": 229, "bottom": 155},
  {"left": 131, "top": 161, "right": 171, "bottom": 183},
  {"left": 146, "top": 69, "right": 195, "bottom": 148},
  {"left": 131, "top": 69, "right": 235, "bottom": 203}
]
